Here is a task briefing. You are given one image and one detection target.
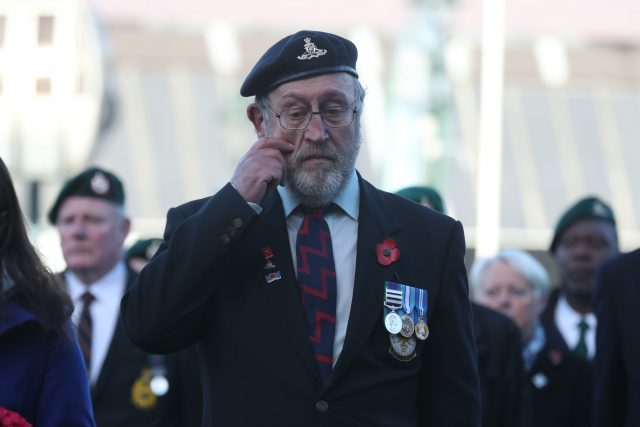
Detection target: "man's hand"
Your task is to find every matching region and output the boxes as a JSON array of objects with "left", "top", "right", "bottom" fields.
[{"left": 230, "top": 138, "right": 294, "bottom": 204}]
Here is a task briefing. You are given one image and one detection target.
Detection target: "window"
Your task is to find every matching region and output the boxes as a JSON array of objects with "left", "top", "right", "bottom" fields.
[
  {"left": 38, "top": 15, "right": 54, "bottom": 46},
  {"left": 36, "top": 77, "right": 51, "bottom": 95},
  {"left": 0, "top": 16, "right": 6, "bottom": 47}
]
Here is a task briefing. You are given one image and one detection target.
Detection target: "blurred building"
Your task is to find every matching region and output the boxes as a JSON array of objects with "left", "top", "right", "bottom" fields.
[
  {"left": 0, "top": 0, "right": 105, "bottom": 224},
  {"left": 1, "top": 0, "right": 639, "bottom": 272}
]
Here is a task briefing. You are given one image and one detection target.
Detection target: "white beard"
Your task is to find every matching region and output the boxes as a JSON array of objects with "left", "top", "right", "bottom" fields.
[{"left": 286, "top": 126, "right": 361, "bottom": 207}]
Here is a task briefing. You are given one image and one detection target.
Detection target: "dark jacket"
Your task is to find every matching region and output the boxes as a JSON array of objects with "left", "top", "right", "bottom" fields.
[
  {"left": 63, "top": 268, "right": 202, "bottom": 427},
  {"left": 594, "top": 248, "right": 640, "bottom": 427},
  {"left": 121, "top": 177, "right": 481, "bottom": 426},
  {"left": 528, "top": 323, "right": 592, "bottom": 427},
  {"left": 0, "top": 293, "right": 95, "bottom": 427},
  {"left": 473, "top": 303, "right": 531, "bottom": 427}
]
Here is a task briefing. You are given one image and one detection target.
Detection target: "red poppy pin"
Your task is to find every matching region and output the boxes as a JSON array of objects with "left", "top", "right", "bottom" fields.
[{"left": 376, "top": 238, "right": 400, "bottom": 266}]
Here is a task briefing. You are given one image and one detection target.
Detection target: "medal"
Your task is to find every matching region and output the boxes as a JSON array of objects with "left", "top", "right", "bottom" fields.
[
  {"left": 148, "top": 355, "right": 170, "bottom": 396},
  {"left": 385, "top": 311, "right": 402, "bottom": 334},
  {"left": 384, "top": 282, "right": 403, "bottom": 334},
  {"left": 415, "top": 319, "right": 429, "bottom": 341},
  {"left": 400, "top": 285, "right": 415, "bottom": 338},
  {"left": 414, "top": 288, "right": 429, "bottom": 341},
  {"left": 389, "top": 334, "right": 417, "bottom": 361}
]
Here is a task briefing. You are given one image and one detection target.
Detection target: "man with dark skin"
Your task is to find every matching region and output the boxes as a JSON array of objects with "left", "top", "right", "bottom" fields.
[{"left": 541, "top": 196, "right": 619, "bottom": 359}]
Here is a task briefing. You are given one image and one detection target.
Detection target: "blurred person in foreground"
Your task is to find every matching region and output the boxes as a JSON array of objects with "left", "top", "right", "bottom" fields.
[
  {"left": 0, "top": 157, "right": 95, "bottom": 427},
  {"left": 48, "top": 166, "right": 200, "bottom": 427},
  {"left": 397, "top": 185, "right": 530, "bottom": 427},
  {"left": 542, "top": 196, "right": 619, "bottom": 360},
  {"left": 593, "top": 248, "right": 640, "bottom": 427},
  {"left": 471, "top": 248, "right": 592, "bottom": 427},
  {"left": 121, "top": 30, "right": 480, "bottom": 426}
]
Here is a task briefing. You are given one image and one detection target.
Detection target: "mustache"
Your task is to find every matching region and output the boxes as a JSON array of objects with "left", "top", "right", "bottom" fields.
[{"left": 293, "top": 144, "right": 339, "bottom": 164}]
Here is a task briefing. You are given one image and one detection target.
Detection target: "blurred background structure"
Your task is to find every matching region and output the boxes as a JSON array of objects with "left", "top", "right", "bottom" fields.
[{"left": 1, "top": 0, "right": 639, "bottom": 275}]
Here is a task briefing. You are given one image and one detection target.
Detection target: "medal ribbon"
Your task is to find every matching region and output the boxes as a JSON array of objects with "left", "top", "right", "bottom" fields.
[
  {"left": 417, "top": 288, "right": 428, "bottom": 320},
  {"left": 402, "top": 285, "right": 415, "bottom": 318},
  {"left": 384, "top": 281, "right": 403, "bottom": 316}
]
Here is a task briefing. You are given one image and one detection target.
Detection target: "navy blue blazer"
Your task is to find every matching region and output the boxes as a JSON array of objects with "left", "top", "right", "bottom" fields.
[
  {"left": 0, "top": 298, "right": 95, "bottom": 427},
  {"left": 121, "top": 176, "right": 481, "bottom": 426},
  {"left": 594, "top": 248, "right": 640, "bottom": 427}
]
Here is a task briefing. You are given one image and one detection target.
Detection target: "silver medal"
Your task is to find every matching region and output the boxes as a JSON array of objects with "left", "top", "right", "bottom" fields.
[
  {"left": 414, "top": 319, "right": 429, "bottom": 341},
  {"left": 384, "top": 310, "right": 402, "bottom": 334}
]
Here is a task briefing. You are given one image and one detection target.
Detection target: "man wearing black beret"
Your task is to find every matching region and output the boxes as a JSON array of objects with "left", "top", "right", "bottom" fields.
[
  {"left": 540, "top": 196, "right": 619, "bottom": 360},
  {"left": 50, "top": 167, "right": 201, "bottom": 427},
  {"left": 122, "top": 30, "right": 480, "bottom": 426}
]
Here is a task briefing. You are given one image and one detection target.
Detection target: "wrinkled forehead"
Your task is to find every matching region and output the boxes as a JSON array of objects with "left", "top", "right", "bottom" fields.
[{"left": 57, "top": 196, "right": 120, "bottom": 217}]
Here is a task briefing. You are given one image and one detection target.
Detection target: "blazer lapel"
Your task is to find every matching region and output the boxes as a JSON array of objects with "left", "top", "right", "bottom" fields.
[
  {"left": 92, "top": 269, "right": 138, "bottom": 402},
  {"left": 253, "top": 191, "right": 320, "bottom": 381},
  {"left": 332, "top": 177, "right": 401, "bottom": 382}
]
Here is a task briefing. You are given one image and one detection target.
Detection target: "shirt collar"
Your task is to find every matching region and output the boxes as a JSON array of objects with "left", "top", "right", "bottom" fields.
[
  {"left": 277, "top": 170, "right": 359, "bottom": 220},
  {"left": 557, "top": 293, "right": 596, "bottom": 327},
  {"left": 67, "top": 261, "right": 127, "bottom": 303}
]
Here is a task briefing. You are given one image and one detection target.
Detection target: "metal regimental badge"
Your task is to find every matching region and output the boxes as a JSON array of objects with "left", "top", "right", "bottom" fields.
[
  {"left": 297, "top": 37, "right": 327, "bottom": 60},
  {"left": 389, "top": 334, "right": 417, "bottom": 361},
  {"left": 90, "top": 172, "right": 110, "bottom": 195},
  {"left": 131, "top": 367, "right": 158, "bottom": 410}
]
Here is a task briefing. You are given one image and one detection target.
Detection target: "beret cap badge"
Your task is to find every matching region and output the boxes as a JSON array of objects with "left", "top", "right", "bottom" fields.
[
  {"left": 297, "top": 37, "right": 327, "bottom": 60},
  {"left": 90, "top": 172, "right": 110, "bottom": 195}
]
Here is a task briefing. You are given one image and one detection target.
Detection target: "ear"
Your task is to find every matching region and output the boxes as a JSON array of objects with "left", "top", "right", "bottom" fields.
[{"left": 247, "top": 103, "right": 267, "bottom": 138}]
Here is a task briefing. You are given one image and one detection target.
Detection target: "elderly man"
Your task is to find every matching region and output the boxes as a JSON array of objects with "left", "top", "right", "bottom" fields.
[
  {"left": 541, "top": 196, "right": 619, "bottom": 360},
  {"left": 594, "top": 248, "right": 640, "bottom": 427},
  {"left": 49, "top": 167, "right": 200, "bottom": 427},
  {"left": 121, "top": 30, "right": 480, "bottom": 426}
]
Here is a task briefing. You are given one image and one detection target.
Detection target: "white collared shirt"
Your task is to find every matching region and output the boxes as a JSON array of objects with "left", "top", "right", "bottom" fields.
[
  {"left": 554, "top": 293, "right": 597, "bottom": 359},
  {"left": 67, "top": 261, "right": 127, "bottom": 384},
  {"left": 277, "top": 170, "right": 360, "bottom": 366}
]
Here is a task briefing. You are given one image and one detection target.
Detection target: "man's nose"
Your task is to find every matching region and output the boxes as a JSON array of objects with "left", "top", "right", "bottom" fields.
[
  {"left": 70, "top": 220, "right": 87, "bottom": 237},
  {"left": 304, "top": 112, "right": 328, "bottom": 142}
]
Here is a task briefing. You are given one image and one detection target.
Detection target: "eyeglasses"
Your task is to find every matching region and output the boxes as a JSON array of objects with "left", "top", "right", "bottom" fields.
[{"left": 264, "top": 103, "right": 358, "bottom": 130}]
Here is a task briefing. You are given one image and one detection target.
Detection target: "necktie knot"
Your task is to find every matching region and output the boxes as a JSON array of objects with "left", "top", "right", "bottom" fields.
[
  {"left": 301, "top": 205, "right": 330, "bottom": 220},
  {"left": 577, "top": 319, "right": 589, "bottom": 333},
  {"left": 81, "top": 291, "right": 95, "bottom": 307}
]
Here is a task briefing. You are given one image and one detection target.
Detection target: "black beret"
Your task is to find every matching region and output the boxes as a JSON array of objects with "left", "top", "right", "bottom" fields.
[
  {"left": 395, "top": 186, "right": 446, "bottom": 214},
  {"left": 550, "top": 196, "right": 616, "bottom": 252},
  {"left": 126, "top": 238, "right": 162, "bottom": 262},
  {"left": 240, "top": 30, "right": 358, "bottom": 97},
  {"left": 48, "top": 167, "right": 125, "bottom": 224}
]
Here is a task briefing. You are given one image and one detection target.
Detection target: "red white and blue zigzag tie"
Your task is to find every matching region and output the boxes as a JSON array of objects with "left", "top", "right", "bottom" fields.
[{"left": 296, "top": 206, "right": 337, "bottom": 383}]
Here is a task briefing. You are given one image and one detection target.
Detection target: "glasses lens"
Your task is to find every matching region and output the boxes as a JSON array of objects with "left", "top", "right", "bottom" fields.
[
  {"left": 282, "top": 109, "right": 312, "bottom": 130},
  {"left": 322, "top": 107, "right": 353, "bottom": 127}
]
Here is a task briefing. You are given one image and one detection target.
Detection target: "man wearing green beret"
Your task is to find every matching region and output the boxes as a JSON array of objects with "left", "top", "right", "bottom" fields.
[
  {"left": 122, "top": 30, "right": 480, "bottom": 426},
  {"left": 49, "top": 167, "right": 201, "bottom": 427},
  {"left": 540, "top": 196, "right": 619, "bottom": 360},
  {"left": 126, "top": 238, "right": 163, "bottom": 273}
]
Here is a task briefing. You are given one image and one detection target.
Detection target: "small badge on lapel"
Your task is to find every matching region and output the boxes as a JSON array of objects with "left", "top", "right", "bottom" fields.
[
  {"left": 131, "top": 367, "right": 158, "bottom": 410},
  {"left": 262, "top": 247, "right": 282, "bottom": 284}
]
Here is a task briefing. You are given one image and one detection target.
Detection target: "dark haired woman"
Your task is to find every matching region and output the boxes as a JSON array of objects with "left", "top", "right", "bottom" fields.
[{"left": 0, "top": 158, "right": 95, "bottom": 427}]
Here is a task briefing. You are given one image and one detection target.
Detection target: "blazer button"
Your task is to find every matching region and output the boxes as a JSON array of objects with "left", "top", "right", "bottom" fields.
[
  {"left": 315, "top": 400, "right": 328, "bottom": 413},
  {"left": 233, "top": 218, "right": 243, "bottom": 228}
]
